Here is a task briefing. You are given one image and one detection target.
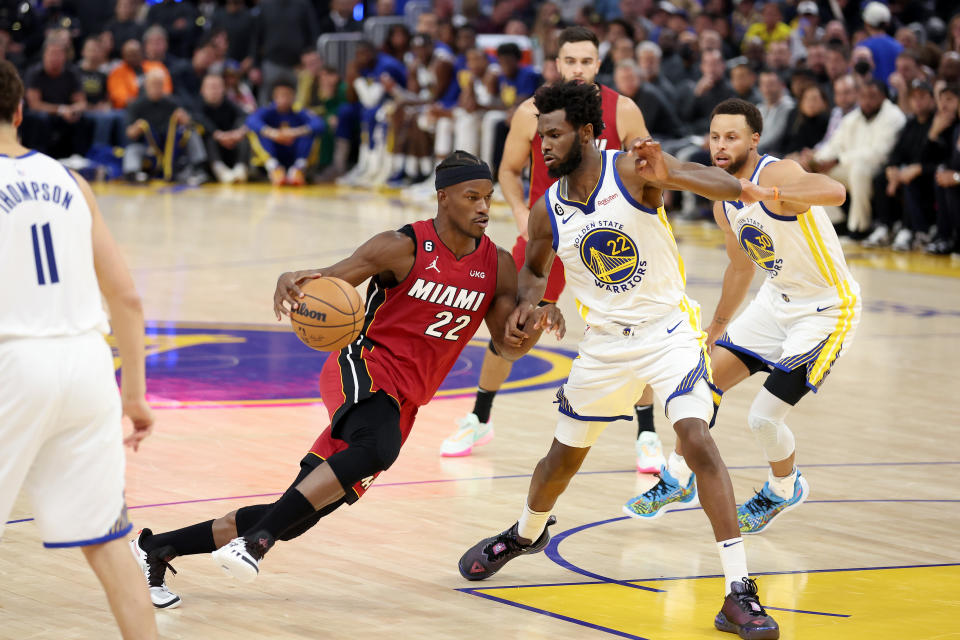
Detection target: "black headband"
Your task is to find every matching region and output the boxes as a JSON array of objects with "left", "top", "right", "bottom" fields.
[{"left": 435, "top": 163, "right": 493, "bottom": 190}]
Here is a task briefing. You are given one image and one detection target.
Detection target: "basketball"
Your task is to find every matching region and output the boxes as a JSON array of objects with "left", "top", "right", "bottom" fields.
[{"left": 290, "top": 277, "right": 364, "bottom": 351}]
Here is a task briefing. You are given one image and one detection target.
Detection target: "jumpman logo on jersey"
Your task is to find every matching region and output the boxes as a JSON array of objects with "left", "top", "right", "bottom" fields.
[{"left": 426, "top": 257, "right": 441, "bottom": 273}]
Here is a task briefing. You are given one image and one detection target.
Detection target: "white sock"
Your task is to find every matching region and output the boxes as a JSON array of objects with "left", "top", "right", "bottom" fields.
[
  {"left": 517, "top": 504, "right": 551, "bottom": 543},
  {"left": 293, "top": 158, "right": 307, "bottom": 170},
  {"left": 668, "top": 451, "right": 692, "bottom": 486},
  {"left": 420, "top": 156, "right": 434, "bottom": 176},
  {"left": 404, "top": 155, "right": 418, "bottom": 176},
  {"left": 391, "top": 153, "right": 405, "bottom": 172},
  {"left": 768, "top": 466, "right": 798, "bottom": 500},
  {"left": 717, "top": 537, "right": 749, "bottom": 595},
  {"left": 265, "top": 158, "right": 279, "bottom": 172}
]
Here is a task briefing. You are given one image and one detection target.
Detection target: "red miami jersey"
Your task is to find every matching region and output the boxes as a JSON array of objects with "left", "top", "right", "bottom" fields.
[
  {"left": 528, "top": 83, "right": 621, "bottom": 208},
  {"left": 323, "top": 219, "right": 499, "bottom": 424}
]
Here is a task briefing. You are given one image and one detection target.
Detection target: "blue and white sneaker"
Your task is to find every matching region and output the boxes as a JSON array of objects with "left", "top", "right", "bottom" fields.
[
  {"left": 622, "top": 467, "right": 698, "bottom": 519},
  {"left": 738, "top": 473, "right": 810, "bottom": 535}
]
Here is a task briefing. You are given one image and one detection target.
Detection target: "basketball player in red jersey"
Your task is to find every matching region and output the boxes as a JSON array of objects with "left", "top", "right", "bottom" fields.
[
  {"left": 129, "top": 151, "right": 565, "bottom": 604},
  {"left": 442, "top": 26, "right": 664, "bottom": 473}
]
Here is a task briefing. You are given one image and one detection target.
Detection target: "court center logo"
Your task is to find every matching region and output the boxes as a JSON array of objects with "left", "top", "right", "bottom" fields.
[
  {"left": 579, "top": 228, "right": 639, "bottom": 285},
  {"left": 112, "top": 323, "right": 576, "bottom": 408},
  {"left": 738, "top": 223, "right": 778, "bottom": 274}
]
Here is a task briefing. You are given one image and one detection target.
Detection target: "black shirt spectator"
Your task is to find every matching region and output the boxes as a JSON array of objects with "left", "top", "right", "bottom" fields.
[
  {"left": 679, "top": 50, "right": 736, "bottom": 134},
  {"left": 213, "top": 0, "right": 255, "bottom": 64},
  {"left": 146, "top": 0, "right": 201, "bottom": 59},
  {"left": 127, "top": 93, "right": 181, "bottom": 136},
  {"left": 634, "top": 83, "right": 686, "bottom": 139},
  {"left": 252, "top": 0, "right": 320, "bottom": 68},
  {"left": 106, "top": 0, "right": 145, "bottom": 59},
  {"left": 780, "top": 85, "right": 831, "bottom": 155},
  {"left": 24, "top": 60, "right": 83, "bottom": 107},
  {"left": 317, "top": 0, "right": 362, "bottom": 34}
]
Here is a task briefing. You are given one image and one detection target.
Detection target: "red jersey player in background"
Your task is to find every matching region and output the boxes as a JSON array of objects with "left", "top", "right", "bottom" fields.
[
  {"left": 129, "top": 151, "right": 565, "bottom": 605},
  {"left": 441, "top": 27, "right": 665, "bottom": 475}
]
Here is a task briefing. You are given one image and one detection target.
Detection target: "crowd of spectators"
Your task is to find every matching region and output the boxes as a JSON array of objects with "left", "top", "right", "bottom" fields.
[{"left": 3, "top": 0, "right": 960, "bottom": 255}]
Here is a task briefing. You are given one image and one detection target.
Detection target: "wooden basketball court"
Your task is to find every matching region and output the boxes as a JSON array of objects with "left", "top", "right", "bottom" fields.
[{"left": 2, "top": 183, "right": 958, "bottom": 639}]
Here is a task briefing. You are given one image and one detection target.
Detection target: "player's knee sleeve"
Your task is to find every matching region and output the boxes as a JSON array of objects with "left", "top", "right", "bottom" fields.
[
  {"left": 235, "top": 504, "right": 270, "bottom": 536},
  {"left": 747, "top": 389, "right": 795, "bottom": 463},
  {"left": 373, "top": 421, "right": 402, "bottom": 471}
]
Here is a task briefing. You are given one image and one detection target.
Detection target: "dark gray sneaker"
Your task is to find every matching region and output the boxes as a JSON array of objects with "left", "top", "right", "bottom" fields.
[
  {"left": 458, "top": 516, "right": 557, "bottom": 581},
  {"left": 714, "top": 578, "right": 780, "bottom": 639}
]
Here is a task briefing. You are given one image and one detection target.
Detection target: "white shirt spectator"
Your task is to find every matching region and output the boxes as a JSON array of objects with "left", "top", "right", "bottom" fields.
[{"left": 814, "top": 98, "right": 906, "bottom": 172}]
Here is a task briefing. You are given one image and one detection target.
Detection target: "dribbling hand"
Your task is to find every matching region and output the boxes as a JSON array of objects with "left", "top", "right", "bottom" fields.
[
  {"left": 504, "top": 303, "right": 533, "bottom": 347},
  {"left": 122, "top": 396, "right": 154, "bottom": 452},
  {"left": 530, "top": 304, "right": 566, "bottom": 340},
  {"left": 273, "top": 270, "right": 323, "bottom": 320}
]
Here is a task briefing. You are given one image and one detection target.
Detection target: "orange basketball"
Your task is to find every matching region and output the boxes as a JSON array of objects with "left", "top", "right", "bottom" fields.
[{"left": 290, "top": 277, "right": 365, "bottom": 351}]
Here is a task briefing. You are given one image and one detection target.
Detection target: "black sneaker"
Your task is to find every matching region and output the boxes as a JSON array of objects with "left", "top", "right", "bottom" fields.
[
  {"left": 129, "top": 529, "right": 181, "bottom": 608},
  {"left": 458, "top": 516, "right": 557, "bottom": 581},
  {"left": 714, "top": 578, "right": 780, "bottom": 639}
]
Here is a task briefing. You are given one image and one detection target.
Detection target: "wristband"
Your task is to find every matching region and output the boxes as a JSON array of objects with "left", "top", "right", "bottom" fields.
[{"left": 772, "top": 186, "right": 780, "bottom": 201}]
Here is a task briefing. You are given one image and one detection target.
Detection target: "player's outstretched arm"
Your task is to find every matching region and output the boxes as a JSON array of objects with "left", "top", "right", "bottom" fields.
[
  {"left": 498, "top": 98, "right": 537, "bottom": 239},
  {"left": 628, "top": 137, "right": 742, "bottom": 202},
  {"left": 491, "top": 195, "right": 565, "bottom": 359},
  {"left": 273, "top": 230, "right": 415, "bottom": 319},
  {"left": 616, "top": 95, "right": 650, "bottom": 148},
  {"left": 705, "top": 203, "right": 756, "bottom": 350},
  {"left": 752, "top": 158, "right": 846, "bottom": 214},
  {"left": 80, "top": 171, "right": 154, "bottom": 451}
]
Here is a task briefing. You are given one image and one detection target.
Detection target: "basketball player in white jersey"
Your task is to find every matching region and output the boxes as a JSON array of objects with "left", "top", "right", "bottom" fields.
[
  {"left": 0, "top": 61, "right": 157, "bottom": 639},
  {"left": 459, "top": 82, "right": 780, "bottom": 639},
  {"left": 442, "top": 26, "right": 667, "bottom": 476},
  {"left": 625, "top": 98, "right": 859, "bottom": 535}
]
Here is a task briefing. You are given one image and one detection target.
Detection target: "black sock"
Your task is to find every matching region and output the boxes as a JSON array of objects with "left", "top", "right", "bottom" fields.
[
  {"left": 141, "top": 520, "right": 216, "bottom": 558},
  {"left": 472, "top": 388, "right": 497, "bottom": 424},
  {"left": 248, "top": 488, "right": 316, "bottom": 540},
  {"left": 635, "top": 404, "right": 655, "bottom": 438}
]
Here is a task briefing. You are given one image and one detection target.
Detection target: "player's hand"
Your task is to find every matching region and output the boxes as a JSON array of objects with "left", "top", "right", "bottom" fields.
[
  {"left": 738, "top": 178, "right": 776, "bottom": 204},
  {"left": 630, "top": 138, "right": 669, "bottom": 183},
  {"left": 273, "top": 270, "right": 323, "bottom": 320},
  {"left": 504, "top": 303, "right": 534, "bottom": 346},
  {"left": 513, "top": 206, "right": 530, "bottom": 240},
  {"left": 122, "top": 396, "right": 154, "bottom": 452},
  {"left": 704, "top": 321, "right": 725, "bottom": 354},
  {"left": 531, "top": 304, "right": 566, "bottom": 340}
]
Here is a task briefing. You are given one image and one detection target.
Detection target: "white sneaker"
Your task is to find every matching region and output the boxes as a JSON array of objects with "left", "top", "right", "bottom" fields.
[
  {"left": 440, "top": 413, "right": 494, "bottom": 457},
  {"left": 891, "top": 228, "right": 913, "bottom": 252},
  {"left": 231, "top": 164, "right": 248, "bottom": 183},
  {"left": 635, "top": 431, "right": 666, "bottom": 474},
  {"left": 211, "top": 161, "right": 232, "bottom": 184},
  {"left": 861, "top": 225, "right": 890, "bottom": 248},
  {"left": 212, "top": 535, "right": 273, "bottom": 583},
  {"left": 129, "top": 529, "right": 181, "bottom": 609}
]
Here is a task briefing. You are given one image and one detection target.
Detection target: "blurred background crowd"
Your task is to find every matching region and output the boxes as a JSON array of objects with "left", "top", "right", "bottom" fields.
[{"left": 4, "top": 0, "right": 960, "bottom": 254}]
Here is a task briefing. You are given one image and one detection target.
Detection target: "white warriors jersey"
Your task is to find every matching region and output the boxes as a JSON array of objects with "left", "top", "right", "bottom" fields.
[
  {"left": 720, "top": 154, "right": 860, "bottom": 300},
  {"left": 546, "top": 150, "right": 688, "bottom": 328},
  {"left": 0, "top": 151, "right": 108, "bottom": 339}
]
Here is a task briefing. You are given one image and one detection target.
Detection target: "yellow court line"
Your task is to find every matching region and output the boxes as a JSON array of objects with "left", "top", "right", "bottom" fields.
[{"left": 468, "top": 564, "right": 960, "bottom": 640}]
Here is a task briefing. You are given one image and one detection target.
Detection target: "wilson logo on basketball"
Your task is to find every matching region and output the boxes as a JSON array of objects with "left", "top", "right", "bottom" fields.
[{"left": 294, "top": 305, "right": 327, "bottom": 322}]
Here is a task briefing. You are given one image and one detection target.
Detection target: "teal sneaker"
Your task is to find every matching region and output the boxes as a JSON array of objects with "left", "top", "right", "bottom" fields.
[
  {"left": 622, "top": 467, "right": 698, "bottom": 520},
  {"left": 738, "top": 473, "right": 810, "bottom": 535}
]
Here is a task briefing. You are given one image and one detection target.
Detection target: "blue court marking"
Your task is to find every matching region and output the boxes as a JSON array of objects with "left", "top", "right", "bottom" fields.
[
  {"left": 457, "top": 588, "right": 652, "bottom": 640},
  {"left": 543, "top": 501, "right": 960, "bottom": 602}
]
